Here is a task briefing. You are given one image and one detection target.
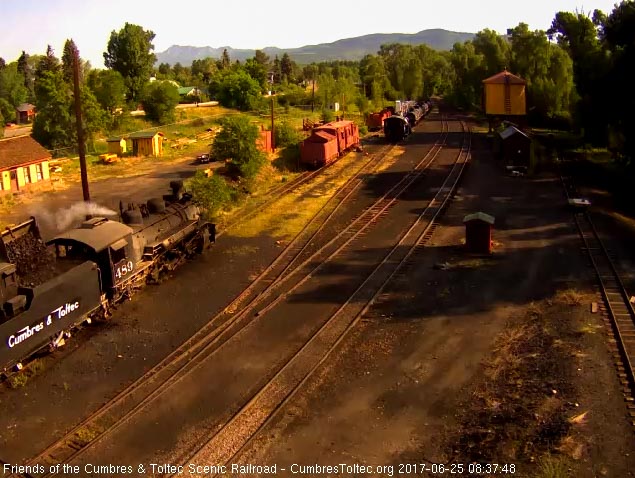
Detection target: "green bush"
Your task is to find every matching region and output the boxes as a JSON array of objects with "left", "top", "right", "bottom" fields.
[
  {"left": 212, "top": 116, "right": 265, "bottom": 179},
  {"left": 274, "top": 121, "right": 302, "bottom": 148},
  {"left": 276, "top": 83, "right": 310, "bottom": 107},
  {"left": 187, "top": 171, "right": 233, "bottom": 218},
  {"left": 321, "top": 109, "right": 334, "bottom": 123}
]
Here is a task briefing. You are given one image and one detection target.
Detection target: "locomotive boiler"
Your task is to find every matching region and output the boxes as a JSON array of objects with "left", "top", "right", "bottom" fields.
[
  {"left": 383, "top": 115, "right": 412, "bottom": 143},
  {"left": 0, "top": 181, "right": 215, "bottom": 373}
]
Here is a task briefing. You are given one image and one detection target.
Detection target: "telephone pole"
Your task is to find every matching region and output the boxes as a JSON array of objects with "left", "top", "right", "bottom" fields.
[
  {"left": 311, "top": 78, "right": 315, "bottom": 113},
  {"left": 72, "top": 42, "right": 90, "bottom": 203},
  {"left": 270, "top": 95, "right": 275, "bottom": 152}
]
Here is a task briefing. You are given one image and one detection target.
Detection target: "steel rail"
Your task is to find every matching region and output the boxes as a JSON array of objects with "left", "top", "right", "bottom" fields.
[
  {"left": 47, "top": 118, "right": 449, "bottom": 471},
  {"left": 179, "top": 121, "right": 471, "bottom": 475},
  {"left": 17, "top": 142, "right": 393, "bottom": 477},
  {"left": 17, "top": 121, "right": 439, "bottom": 476}
]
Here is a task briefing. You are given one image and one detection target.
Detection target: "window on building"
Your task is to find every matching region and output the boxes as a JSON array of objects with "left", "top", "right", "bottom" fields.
[
  {"left": 36, "top": 164, "right": 43, "bottom": 181},
  {"left": 23, "top": 167, "right": 31, "bottom": 183}
]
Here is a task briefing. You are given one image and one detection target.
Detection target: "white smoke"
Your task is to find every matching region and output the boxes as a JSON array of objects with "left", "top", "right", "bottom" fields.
[{"left": 33, "top": 202, "right": 118, "bottom": 233}]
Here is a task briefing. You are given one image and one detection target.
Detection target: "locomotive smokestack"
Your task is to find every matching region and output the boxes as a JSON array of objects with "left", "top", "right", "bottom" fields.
[{"left": 169, "top": 180, "right": 184, "bottom": 201}]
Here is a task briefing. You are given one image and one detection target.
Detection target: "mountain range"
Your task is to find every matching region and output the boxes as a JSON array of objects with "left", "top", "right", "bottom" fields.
[{"left": 155, "top": 29, "right": 474, "bottom": 65}]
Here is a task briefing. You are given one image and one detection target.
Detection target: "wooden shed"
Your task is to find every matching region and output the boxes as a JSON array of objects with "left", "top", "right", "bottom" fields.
[
  {"left": 129, "top": 131, "right": 164, "bottom": 157},
  {"left": 0, "top": 135, "right": 51, "bottom": 194},
  {"left": 15, "top": 103, "right": 36, "bottom": 124},
  {"left": 498, "top": 126, "right": 531, "bottom": 169},
  {"left": 106, "top": 136, "right": 127, "bottom": 156},
  {"left": 463, "top": 212, "right": 495, "bottom": 254}
]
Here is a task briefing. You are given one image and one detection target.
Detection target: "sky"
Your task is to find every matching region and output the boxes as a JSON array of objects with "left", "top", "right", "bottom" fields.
[{"left": 0, "top": 0, "right": 621, "bottom": 67}]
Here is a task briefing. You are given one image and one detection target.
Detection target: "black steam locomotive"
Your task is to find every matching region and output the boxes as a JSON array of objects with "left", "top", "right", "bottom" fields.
[{"left": 0, "top": 181, "right": 215, "bottom": 373}]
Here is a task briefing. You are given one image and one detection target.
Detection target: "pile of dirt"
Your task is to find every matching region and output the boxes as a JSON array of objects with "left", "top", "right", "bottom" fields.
[
  {"left": 446, "top": 296, "right": 587, "bottom": 474},
  {"left": 4, "top": 233, "right": 57, "bottom": 287}
]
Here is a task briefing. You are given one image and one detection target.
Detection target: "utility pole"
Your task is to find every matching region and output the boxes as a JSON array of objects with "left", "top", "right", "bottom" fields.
[
  {"left": 311, "top": 78, "right": 315, "bottom": 113},
  {"left": 342, "top": 94, "right": 345, "bottom": 120},
  {"left": 270, "top": 95, "right": 275, "bottom": 153},
  {"left": 72, "top": 43, "right": 90, "bottom": 204}
]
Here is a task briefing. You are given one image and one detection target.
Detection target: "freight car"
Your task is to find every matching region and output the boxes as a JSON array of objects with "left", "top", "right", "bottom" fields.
[
  {"left": 383, "top": 115, "right": 411, "bottom": 143},
  {"left": 300, "top": 120, "right": 360, "bottom": 168},
  {"left": 0, "top": 181, "right": 215, "bottom": 373},
  {"left": 405, "top": 102, "right": 429, "bottom": 127},
  {"left": 366, "top": 108, "right": 392, "bottom": 131}
]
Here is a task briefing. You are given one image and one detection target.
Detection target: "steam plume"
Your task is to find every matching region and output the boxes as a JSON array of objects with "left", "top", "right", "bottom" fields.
[{"left": 33, "top": 202, "right": 118, "bottom": 232}]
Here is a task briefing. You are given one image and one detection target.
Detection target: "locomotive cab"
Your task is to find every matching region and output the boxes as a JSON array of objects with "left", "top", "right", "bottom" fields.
[{"left": 48, "top": 217, "right": 135, "bottom": 298}]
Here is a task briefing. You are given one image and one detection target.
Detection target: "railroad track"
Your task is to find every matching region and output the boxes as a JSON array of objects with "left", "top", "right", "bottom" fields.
[
  {"left": 12, "top": 120, "right": 444, "bottom": 477},
  {"left": 561, "top": 174, "right": 635, "bottom": 422},
  {"left": 216, "top": 169, "right": 314, "bottom": 239},
  {"left": 217, "top": 132, "right": 388, "bottom": 238},
  {"left": 175, "top": 120, "right": 471, "bottom": 475}
]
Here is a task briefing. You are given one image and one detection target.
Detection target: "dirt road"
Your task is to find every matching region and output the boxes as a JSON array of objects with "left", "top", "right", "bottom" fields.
[{"left": 4, "top": 157, "right": 214, "bottom": 240}]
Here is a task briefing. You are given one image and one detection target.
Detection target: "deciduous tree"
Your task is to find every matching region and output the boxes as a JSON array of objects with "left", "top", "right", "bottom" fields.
[
  {"left": 603, "top": 0, "right": 635, "bottom": 164},
  {"left": 208, "top": 68, "right": 263, "bottom": 111},
  {"left": 104, "top": 23, "right": 156, "bottom": 102},
  {"left": 211, "top": 115, "right": 264, "bottom": 178},
  {"left": 87, "top": 69, "right": 126, "bottom": 114},
  {"left": 140, "top": 81, "right": 179, "bottom": 124},
  {"left": 0, "top": 63, "right": 28, "bottom": 108},
  {"left": 191, "top": 58, "right": 217, "bottom": 83}
]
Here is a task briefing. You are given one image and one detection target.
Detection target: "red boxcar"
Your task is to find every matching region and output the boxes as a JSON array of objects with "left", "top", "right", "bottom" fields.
[
  {"left": 300, "top": 120, "right": 360, "bottom": 168},
  {"left": 366, "top": 109, "right": 392, "bottom": 131}
]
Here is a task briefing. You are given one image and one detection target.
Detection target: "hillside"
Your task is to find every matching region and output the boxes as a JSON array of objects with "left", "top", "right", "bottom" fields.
[{"left": 156, "top": 29, "right": 474, "bottom": 65}]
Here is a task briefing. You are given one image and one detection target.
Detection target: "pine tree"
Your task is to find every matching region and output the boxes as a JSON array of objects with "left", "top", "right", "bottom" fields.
[{"left": 62, "top": 39, "right": 78, "bottom": 84}]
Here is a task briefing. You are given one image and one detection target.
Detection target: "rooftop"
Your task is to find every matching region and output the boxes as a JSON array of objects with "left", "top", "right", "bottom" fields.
[
  {"left": 0, "top": 135, "right": 51, "bottom": 171},
  {"left": 49, "top": 219, "right": 133, "bottom": 253},
  {"left": 16, "top": 103, "right": 35, "bottom": 112},
  {"left": 499, "top": 125, "right": 530, "bottom": 140},
  {"left": 128, "top": 131, "right": 164, "bottom": 139},
  {"left": 463, "top": 212, "right": 495, "bottom": 225},
  {"left": 482, "top": 70, "right": 526, "bottom": 85}
]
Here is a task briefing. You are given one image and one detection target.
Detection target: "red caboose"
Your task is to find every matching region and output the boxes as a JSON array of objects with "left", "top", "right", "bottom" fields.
[
  {"left": 315, "top": 121, "right": 360, "bottom": 152},
  {"left": 300, "top": 120, "right": 360, "bottom": 168},
  {"left": 300, "top": 130, "right": 339, "bottom": 168}
]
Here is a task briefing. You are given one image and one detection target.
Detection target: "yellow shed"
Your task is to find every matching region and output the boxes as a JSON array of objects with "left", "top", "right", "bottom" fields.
[
  {"left": 106, "top": 136, "right": 127, "bottom": 156},
  {"left": 129, "top": 131, "right": 164, "bottom": 157},
  {"left": 482, "top": 70, "right": 526, "bottom": 116}
]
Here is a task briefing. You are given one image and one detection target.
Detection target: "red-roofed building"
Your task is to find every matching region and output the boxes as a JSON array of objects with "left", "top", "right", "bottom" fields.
[{"left": 0, "top": 135, "right": 51, "bottom": 193}]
